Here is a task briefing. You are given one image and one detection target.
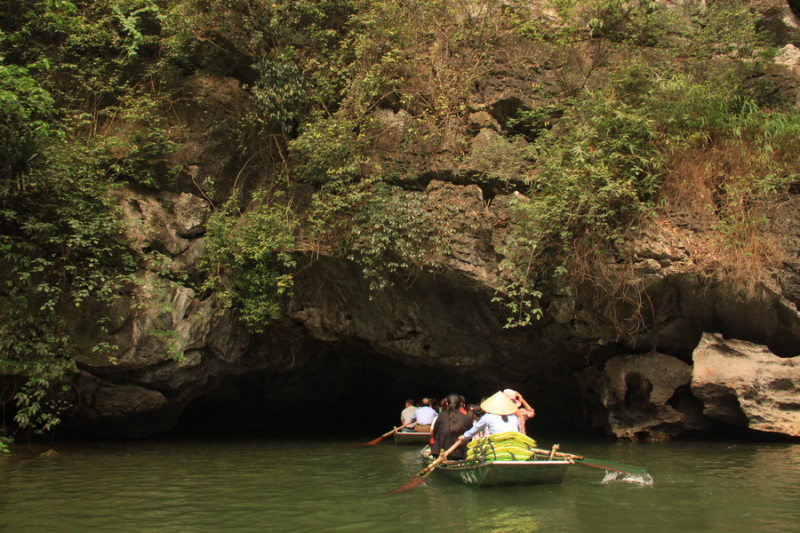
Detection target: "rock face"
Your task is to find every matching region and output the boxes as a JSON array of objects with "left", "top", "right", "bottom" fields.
[
  {"left": 65, "top": 187, "right": 248, "bottom": 437},
  {"left": 58, "top": 180, "right": 800, "bottom": 438},
  {"left": 42, "top": 10, "right": 800, "bottom": 438},
  {"left": 575, "top": 352, "right": 708, "bottom": 441},
  {"left": 692, "top": 333, "right": 800, "bottom": 437}
]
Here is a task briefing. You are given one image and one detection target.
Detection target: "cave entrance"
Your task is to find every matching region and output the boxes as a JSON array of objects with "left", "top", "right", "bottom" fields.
[{"left": 173, "top": 347, "right": 498, "bottom": 438}]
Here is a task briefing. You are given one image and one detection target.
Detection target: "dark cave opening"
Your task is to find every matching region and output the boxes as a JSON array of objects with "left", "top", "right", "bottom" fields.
[
  {"left": 173, "top": 355, "right": 454, "bottom": 437},
  {"left": 170, "top": 347, "right": 583, "bottom": 440}
]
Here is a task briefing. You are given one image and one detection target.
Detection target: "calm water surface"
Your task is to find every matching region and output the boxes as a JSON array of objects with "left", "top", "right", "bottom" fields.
[{"left": 1, "top": 435, "right": 798, "bottom": 533}]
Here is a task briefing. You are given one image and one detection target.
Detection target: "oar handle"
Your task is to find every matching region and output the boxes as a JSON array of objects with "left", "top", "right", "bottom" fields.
[
  {"left": 382, "top": 421, "right": 415, "bottom": 438},
  {"left": 532, "top": 448, "right": 583, "bottom": 460},
  {"left": 532, "top": 448, "right": 647, "bottom": 474},
  {"left": 418, "top": 440, "right": 462, "bottom": 477}
]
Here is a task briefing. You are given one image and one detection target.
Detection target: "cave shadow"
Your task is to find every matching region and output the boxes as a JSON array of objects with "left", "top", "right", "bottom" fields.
[
  {"left": 172, "top": 349, "right": 475, "bottom": 439},
  {"left": 169, "top": 347, "right": 583, "bottom": 441}
]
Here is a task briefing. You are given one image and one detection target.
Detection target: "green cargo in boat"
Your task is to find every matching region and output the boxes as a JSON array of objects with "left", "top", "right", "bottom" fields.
[
  {"left": 421, "top": 432, "right": 570, "bottom": 487},
  {"left": 394, "top": 431, "right": 431, "bottom": 445}
]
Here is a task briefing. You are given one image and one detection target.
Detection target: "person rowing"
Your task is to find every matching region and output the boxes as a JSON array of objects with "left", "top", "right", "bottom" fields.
[
  {"left": 399, "top": 398, "right": 417, "bottom": 432},
  {"left": 456, "top": 391, "right": 521, "bottom": 445},
  {"left": 430, "top": 393, "right": 473, "bottom": 460}
]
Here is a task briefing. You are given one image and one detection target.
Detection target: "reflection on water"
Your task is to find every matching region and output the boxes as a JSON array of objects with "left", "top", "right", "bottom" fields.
[{"left": 0, "top": 436, "right": 798, "bottom": 533}]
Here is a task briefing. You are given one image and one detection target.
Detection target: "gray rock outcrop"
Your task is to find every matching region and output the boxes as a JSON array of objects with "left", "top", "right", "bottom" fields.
[
  {"left": 692, "top": 332, "right": 800, "bottom": 437},
  {"left": 575, "top": 352, "right": 708, "bottom": 441}
]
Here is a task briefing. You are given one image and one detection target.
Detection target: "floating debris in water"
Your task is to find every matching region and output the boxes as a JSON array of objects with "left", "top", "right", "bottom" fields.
[{"left": 602, "top": 470, "right": 654, "bottom": 486}]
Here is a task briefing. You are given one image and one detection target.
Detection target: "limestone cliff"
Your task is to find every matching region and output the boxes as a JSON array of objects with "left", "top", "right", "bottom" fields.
[{"left": 3, "top": 0, "right": 800, "bottom": 441}]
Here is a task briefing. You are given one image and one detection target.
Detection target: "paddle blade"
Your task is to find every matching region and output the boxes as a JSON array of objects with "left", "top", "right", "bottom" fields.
[
  {"left": 389, "top": 475, "right": 427, "bottom": 494},
  {"left": 574, "top": 457, "right": 647, "bottom": 475}
]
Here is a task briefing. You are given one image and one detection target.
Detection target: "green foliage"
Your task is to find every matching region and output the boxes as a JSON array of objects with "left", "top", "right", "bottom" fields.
[
  {"left": 0, "top": 435, "right": 12, "bottom": 454},
  {"left": 292, "top": 115, "right": 367, "bottom": 186},
  {"left": 3, "top": 0, "right": 183, "bottom": 190},
  {"left": 516, "top": 0, "right": 662, "bottom": 45},
  {"left": 0, "top": 0, "right": 183, "bottom": 434},
  {"left": 687, "top": 1, "right": 764, "bottom": 60},
  {"left": 102, "top": 113, "right": 181, "bottom": 190},
  {"left": 251, "top": 54, "right": 309, "bottom": 135},
  {"left": 496, "top": 47, "right": 800, "bottom": 325},
  {"left": 464, "top": 133, "right": 537, "bottom": 187},
  {"left": 0, "top": 132, "right": 139, "bottom": 429},
  {"left": 495, "top": 84, "right": 664, "bottom": 327},
  {"left": 0, "top": 148, "right": 140, "bottom": 435},
  {"left": 0, "top": 59, "right": 56, "bottom": 188},
  {"left": 290, "top": 112, "right": 456, "bottom": 291},
  {"left": 347, "top": 185, "right": 455, "bottom": 291},
  {"left": 285, "top": 0, "right": 518, "bottom": 276},
  {"left": 162, "top": 0, "right": 356, "bottom": 81},
  {"left": 12, "top": 370, "right": 73, "bottom": 434},
  {"left": 290, "top": 113, "right": 378, "bottom": 239},
  {"left": 0, "top": 0, "right": 797, "bottom": 433},
  {"left": 531, "top": 92, "right": 663, "bottom": 246},
  {"left": 201, "top": 189, "right": 296, "bottom": 333},
  {"left": 491, "top": 230, "right": 544, "bottom": 328}
]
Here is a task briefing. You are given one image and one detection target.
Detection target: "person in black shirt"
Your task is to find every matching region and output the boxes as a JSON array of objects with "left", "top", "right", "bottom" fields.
[{"left": 431, "top": 393, "right": 473, "bottom": 460}]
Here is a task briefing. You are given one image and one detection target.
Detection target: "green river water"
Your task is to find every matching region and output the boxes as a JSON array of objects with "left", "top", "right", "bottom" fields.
[{"left": 1, "top": 435, "right": 798, "bottom": 533}]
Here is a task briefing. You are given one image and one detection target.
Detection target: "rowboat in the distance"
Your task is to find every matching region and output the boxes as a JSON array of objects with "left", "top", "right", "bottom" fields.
[{"left": 394, "top": 431, "right": 431, "bottom": 445}]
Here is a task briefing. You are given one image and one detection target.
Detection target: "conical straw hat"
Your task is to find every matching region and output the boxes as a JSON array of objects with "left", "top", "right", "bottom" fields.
[{"left": 480, "top": 391, "right": 519, "bottom": 416}]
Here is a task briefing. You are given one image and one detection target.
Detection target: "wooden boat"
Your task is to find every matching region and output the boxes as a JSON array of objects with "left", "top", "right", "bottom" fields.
[
  {"left": 419, "top": 433, "right": 571, "bottom": 487},
  {"left": 394, "top": 431, "right": 431, "bottom": 445}
]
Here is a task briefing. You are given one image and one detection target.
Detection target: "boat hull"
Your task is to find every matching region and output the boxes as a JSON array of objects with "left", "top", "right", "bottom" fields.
[
  {"left": 430, "top": 460, "right": 569, "bottom": 487},
  {"left": 394, "top": 432, "right": 431, "bottom": 445},
  {"left": 422, "top": 447, "right": 570, "bottom": 487}
]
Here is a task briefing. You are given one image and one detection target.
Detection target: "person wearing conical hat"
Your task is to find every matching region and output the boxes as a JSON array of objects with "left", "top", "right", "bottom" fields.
[{"left": 456, "top": 391, "right": 522, "bottom": 443}]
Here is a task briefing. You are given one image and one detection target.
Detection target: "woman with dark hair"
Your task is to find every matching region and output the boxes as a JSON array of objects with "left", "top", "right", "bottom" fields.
[
  {"left": 430, "top": 398, "right": 440, "bottom": 413},
  {"left": 431, "top": 393, "right": 473, "bottom": 460}
]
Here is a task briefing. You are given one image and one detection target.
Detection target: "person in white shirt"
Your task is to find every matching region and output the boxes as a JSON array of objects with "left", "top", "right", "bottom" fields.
[
  {"left": 458, "top": 391, "right": 521, "bottom": 442},
  {"left": 412, "top": 398, "right": 437, "bottom": 432},
  {"left": 399, "top": 398, "right": 417, "bottom": 431}
]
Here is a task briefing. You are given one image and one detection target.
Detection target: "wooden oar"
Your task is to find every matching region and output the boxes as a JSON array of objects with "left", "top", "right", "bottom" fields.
[
  {"left": 389, "top": 440, "right": 462, "bottom": 494},
  {"left": 348, "top": 422, "right": 415, "bottom": 447},
  {"left": 532, "top": 447, "right": 647, "bottom": 475}
]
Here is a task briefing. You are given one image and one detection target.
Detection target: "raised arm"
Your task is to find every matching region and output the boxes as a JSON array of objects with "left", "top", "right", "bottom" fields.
[{"left": 517, "top": 394, "right": 535, "bottom": 417}]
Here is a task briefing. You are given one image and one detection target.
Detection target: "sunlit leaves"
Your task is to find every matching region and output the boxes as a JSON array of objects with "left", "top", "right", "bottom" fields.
[
  {"left": 200, "top": 190, "right": 296, "bottom": 333},
  {"left": 347, "top": 185, "right": 455, "bottom": 292}
]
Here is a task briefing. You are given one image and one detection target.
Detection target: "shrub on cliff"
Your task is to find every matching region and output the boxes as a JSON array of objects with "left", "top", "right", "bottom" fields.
[
  {"left": 0, "top": 0, "right": 186, "bottom": 436},
  {"left": 200, "top": 189, "right": 296, "bottom": 333},
  {"left": 498, "top": 58, "right": 800, "bottom": 327},
  {"left": 0, "top": 56, "right": 138, "bottom": 434}
]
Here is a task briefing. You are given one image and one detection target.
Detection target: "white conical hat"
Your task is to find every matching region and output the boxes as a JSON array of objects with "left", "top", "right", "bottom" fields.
[{"left": 480, "top": 391, "right": 519, "bottom": 416}]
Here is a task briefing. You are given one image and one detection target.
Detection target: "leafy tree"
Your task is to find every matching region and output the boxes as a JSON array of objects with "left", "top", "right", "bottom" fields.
[{"left": 200, "top": 189, "right": 296, "bottom": 333}]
